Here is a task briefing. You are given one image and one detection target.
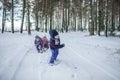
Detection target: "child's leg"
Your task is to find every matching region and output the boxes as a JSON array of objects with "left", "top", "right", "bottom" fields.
[
  {"left": 36, "top": 45, "right": 40, "bottom": 51},
  {"left": 49, "top": 50, "right": 57, "bottom": 63},
  {"left": 38, "top": 45, "right": 43, "bottom": 53},
  {"left": 54, "top": 49, "right": 59, "bottom": 60}
]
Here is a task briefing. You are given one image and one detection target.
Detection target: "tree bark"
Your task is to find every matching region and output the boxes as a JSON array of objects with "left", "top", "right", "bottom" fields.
[
  {"left": 45, "top": 0, "right": 47, "bottom": 32},
  {"left": 95, "top": 0, "right": 98, "bottom": 33},
  {"left": 119, "top": 1, "right": 120, "bottom": 31},
  {"left": 20, "top": 0, "right": 26, "bottom": 33},
  {"left": 89, "top": 0, "right": 94, "bottom": 35},
  {"left": 65, "top": 0, "right": 70, "bottom": 32},
  {"left": 80, "top": 0, "right": 83, "bottom": 31},
  {"left": 27, "top": 0, "right": 31, "bottom": 35},
  {"left": 61, "top": 0, "right": 64, "bottom": 32},
  {"left": 105, "top": 0, "right": 108, "bottom": 37},
  {"left": 98, "top": 0, "right": 103, "bottom": 36},
  {"left": 49, "top": 0, "right": 52, "bottom": 30},
  {"left": 11, "top": 0, "right": 14, "bottom": 33},
  {"left": 1, "top": 1, "right": 6, "bottom": 33},
  {"left": 35, "top": 0, "right": 39, "bottom": 31},
  {"left": 110, "top": 0, "right": 115, "bottom": 35}
]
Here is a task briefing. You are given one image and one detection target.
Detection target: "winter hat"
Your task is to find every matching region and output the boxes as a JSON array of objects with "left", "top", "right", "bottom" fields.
[
  {"left": 49, "top": 29, "right": 58, "bottom": 38},
  {"left": 35, "top": 35, "right": 40, "bottom": 38}
]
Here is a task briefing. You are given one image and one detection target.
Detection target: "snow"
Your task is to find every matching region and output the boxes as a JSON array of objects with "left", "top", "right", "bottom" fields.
[{"left": 0, "top": 31, "right": 120, "bottom": 80}]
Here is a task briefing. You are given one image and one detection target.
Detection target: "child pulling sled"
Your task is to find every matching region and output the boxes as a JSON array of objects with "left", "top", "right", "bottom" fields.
[{"left": 49, "top": 29, "right": 65, "bottom": 65}]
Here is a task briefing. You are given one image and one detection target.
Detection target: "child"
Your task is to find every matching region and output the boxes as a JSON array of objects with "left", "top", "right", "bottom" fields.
[
  {"left": 34, "top": 35, "right": 43, "bottom": 53},
  {"left": 49, "top": 29, "right": 65, "bottom": 65},
  {"left": 42, "top": 36, "right": 49, "bottom": 51}
]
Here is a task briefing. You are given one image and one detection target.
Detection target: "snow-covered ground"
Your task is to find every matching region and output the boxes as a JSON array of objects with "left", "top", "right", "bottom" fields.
[{"left": 0, "top": 31, "right": 120, "bottom": 80}]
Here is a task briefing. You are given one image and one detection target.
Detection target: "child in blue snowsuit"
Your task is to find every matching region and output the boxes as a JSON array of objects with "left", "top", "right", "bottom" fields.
[
  {"left": 49, "top": 29, "right": 65, "bottom": 65},
  {"left": 34, "top": 35, "right": 43, "bottom": 53}
]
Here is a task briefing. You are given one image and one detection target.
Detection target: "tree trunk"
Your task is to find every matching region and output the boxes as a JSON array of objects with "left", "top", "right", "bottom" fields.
[
  {"left": 1, "top": 1, "right": 6, "bottom": 33},
  {"left": 45, "top": 15, "right": 47, "bottom": 32},
  {"left": 20, "top": 0, "right": 26, "bottom": 33},
  {"left": 35, "top": 0, "right": 39, "bottom": 31},
  {"left": 45, "top": 0, "right": 47, "bottom": 32},
  {"left": 119, "top": 2, "right": 120, "bottom": 31},
  {"left": 2, "top": 9, "right": 5, "bottom": 33},
  {"left": 95, "top": 0, "right": 98, "bottom": 33},
  {"left": 27, "top": 0, "right": 31, "bottom": 35},
  {"left": 105, "top": 0, "right": 108, "bottom": 37},
  {"left": 11, "top": 0, "right": 14, "bottom": 33},
  {"left": 67, "top": 1, "right": 70, "bottom": 32},
  {"left": 89, "top": 0, "right": 94, "bottom": 35},
  {"left": 65, "top": 8, "right": 68, "bottom": 32},
  {"left": 80, "top": 0, "right": 83, "bottom": 31},
  {"left": 110, "top": 0, "right": 115, "bottom": 35},
  {"left": 61, "top": 0, "right": 64, "bottom": 32},
  {"left": 35, "top": 15, "right": 39, "bottom": 31},
  {"left": 73, "top": 13, "right": 76, "bottom": 31},
  {"left": 98, "top": 0, "right": 103, "bottom": 36},
  {"left": 49, "top": 0, "right": 52, "bottom": 30}
]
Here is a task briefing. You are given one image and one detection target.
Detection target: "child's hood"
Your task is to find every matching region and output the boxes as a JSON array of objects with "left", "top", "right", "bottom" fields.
[{"left": 49, "top": 29, "right": 58, "bottom": 39}]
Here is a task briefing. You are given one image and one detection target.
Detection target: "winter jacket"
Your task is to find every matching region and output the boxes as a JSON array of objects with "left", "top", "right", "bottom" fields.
[
  {"left": 50, "top": 38, "right": 64, "bottom": 50},
  {"left": 49, "top": 29, "right": 64, "bottom": 50},
  {"left": 34, "top": 38, "right": 43, "bottom": 46}
]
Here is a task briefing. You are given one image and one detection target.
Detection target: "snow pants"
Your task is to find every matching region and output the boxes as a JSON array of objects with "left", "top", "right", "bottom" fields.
[
  {"left": 49, "top": 49, "right": 59, "bottom": 63},
  {"left": 36, "top": 44, "right": 42, "bottom": 52}
]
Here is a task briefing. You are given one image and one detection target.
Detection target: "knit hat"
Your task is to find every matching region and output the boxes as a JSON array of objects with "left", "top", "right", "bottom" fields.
[
  {"left": 49, "top": 29, "right": 58, "bottom": 38},
  {"left": 35, "top": 35, "right": 40, "bottom": 38}
]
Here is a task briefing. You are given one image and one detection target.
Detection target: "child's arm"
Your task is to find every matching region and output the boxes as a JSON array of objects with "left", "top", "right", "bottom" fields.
[{"left": 50, "top": 40, "right": 64, "bottom": 50}]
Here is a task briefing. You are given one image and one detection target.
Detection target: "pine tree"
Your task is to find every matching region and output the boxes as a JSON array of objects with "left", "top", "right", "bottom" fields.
[
  {"left": 110, "top": 0, "right": 115, "bottom": 36},
  {"left": 35, "top": 0, "right": 39, "bottom": 31},
  {"left": 27, "top": 0, "right": 31, "bottom": 35},
  {"left": 89, "top": 0, "right": 94, "bottom": 35},
  {"left": 20, "top": 0, "right": 26, "bottom": 33},
  {"left": 1, "top": 0, "right": 7, "bottom": 33},
  {"left": 105, "top": 0, "right": 108, "bottom": 37},
  {"left": 118, "top": 1, "right": 120, "bottom": 31},
  {"left": 11, "top": 0, "right": 14, "bottom": 33},
  {"left": 98, "top": 0, "right": 103, "bottom": 36},
  {"left": 61, "top": 0, "right": 65, "bottom": 32},
  {"left": 49, "top": 0, "right": 53, "bottom": 30}
]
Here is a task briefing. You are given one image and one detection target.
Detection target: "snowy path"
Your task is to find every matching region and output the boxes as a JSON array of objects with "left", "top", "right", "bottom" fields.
[
  {"left": 9, "top": 44, "right": 119, "bottom": 80},
  {"left": 0, "top": 32, "right": 120, "bottom": 80},
  {"left": 12, "top": 46, "right": 40, "bottom": 80},
  {"left": 61, "top": 32, "right": 120, "bottom": 80}
]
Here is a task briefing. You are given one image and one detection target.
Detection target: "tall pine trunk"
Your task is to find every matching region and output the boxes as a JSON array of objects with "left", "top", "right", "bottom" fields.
[
  {"left": 73, "top": 12, "right": 76, "bottom": 31},
  {"left": 45, "top": 0, "right": 47, "bottom": 32},
  {"left": 119, "top": 2, "right": 120, "bottom": 31},
  {"left": 20, "top": 0, "right": 26, "bottom": 33},
  {"left": 80, "top": 0, "right": 83, "bottom": 31},
  {"left": 105, "top": 0, "right": 108, "bottom": 37},
  {"left": 35, "top": 0, "right": 39, "bottom": 31},
  {"left": 1, "top": 1, "right": 6, "bottom": 33},
  {"left": 61, "top": 0, "right": 64, "bottom": 32},
  {"left": 110, "top": 0, "right": 115, "bottom": 35},
  {"left": 66, "top": 0, "right": 70, "bottom": 32},
  {"left": 98, "top": 0, "right": 102, "bottom": 36},
  {"left": 35, "top": 15, "right": 39, "bottom": 31},
  {"left": 11, "top": 0, "right": 14, "bottom": 33},
  {"left": 45, "top": 15, "right": 47, "bottom": 32},
  {"left": 89, "top": 0, "right": 94, "bottom": 35},
  {"left": 49, "top": 12, "right": 52, "bottom": 30},
  {"left": 49, "top": 0, "right": 52, "bottom": 30},
  {"left": 95, "top": 0, "right": 98, "bottom": 33},
  {"left": 65, "top": 8, "right": 67, "bottom": 32},
  {"left": 27, "top": 0, "right": 31, "bottom": 35}
]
